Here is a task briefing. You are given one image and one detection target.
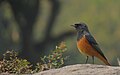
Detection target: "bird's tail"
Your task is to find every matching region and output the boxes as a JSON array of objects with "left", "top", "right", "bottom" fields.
[{"left": 96, "top": 54, "right": 111, "bottom": 66}]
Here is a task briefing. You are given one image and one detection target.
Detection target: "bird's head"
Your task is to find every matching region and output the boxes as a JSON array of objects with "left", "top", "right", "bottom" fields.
[{"left": 71, "top": 22, "right": 89, "bottom": 33}]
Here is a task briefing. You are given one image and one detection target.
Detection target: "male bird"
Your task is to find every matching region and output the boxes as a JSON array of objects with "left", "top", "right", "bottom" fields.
[{"left": 71, "top": 23, "right": 110, "bottom": 65}]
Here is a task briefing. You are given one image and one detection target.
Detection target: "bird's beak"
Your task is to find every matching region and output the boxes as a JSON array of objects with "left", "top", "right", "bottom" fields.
[{"left": 71, "top": 25, "right": 75, "bottom": 27}]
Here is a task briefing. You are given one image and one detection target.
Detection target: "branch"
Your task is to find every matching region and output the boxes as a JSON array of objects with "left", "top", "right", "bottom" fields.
[
  {"left": 0, "top": 0, "right": 4, "bottom": 4},
  {"left": 44, "top": 0, "right": 61, "bottom": 40}
]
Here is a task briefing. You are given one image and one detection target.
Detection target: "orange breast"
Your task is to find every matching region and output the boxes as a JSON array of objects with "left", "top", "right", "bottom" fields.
[{"left": 77, "top": 35, "right": 98, "bottom": 56}]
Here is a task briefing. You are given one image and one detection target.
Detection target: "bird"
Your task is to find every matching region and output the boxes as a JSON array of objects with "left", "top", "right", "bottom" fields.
[{"left": 71, "top": 22, "right": 110, "bottom": 66}]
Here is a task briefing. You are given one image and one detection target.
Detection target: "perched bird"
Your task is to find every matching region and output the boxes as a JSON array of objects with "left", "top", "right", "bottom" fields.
[{"left": 71, "top": 23, "right": 110, "bottom": 65}]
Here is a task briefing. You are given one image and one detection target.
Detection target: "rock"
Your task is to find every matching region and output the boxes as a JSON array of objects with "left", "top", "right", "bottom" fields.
[{"left": 34, "top": 64, "right": 120, "bottom": 75}]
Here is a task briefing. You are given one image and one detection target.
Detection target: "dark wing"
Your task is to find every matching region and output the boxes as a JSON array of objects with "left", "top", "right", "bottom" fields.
[{"left": 85, "top": 34, "right": 107, "bottom": 60}]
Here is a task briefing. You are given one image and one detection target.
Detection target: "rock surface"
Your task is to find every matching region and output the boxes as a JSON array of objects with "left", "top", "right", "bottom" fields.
[{"left": 34, "top": 64, "right": 120, "bottom": 75}]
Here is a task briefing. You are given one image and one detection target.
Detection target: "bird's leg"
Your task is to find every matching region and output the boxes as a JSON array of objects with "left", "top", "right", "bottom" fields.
[
  {"left": 92, "top": 56, "right": 94, "bottom": 64},
  {"left": 85, "top": 56, "right": 89, "bottom": 64}
]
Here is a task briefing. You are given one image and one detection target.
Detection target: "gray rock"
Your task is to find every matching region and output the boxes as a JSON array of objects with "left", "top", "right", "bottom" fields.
[{"left": 34, "top": 64, "right": 120, "bottom": 75}]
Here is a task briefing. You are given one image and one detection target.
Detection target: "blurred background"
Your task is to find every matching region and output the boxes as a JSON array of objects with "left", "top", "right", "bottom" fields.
[{"left": 0, "top": 0, "right": 120, "bottom": 65}]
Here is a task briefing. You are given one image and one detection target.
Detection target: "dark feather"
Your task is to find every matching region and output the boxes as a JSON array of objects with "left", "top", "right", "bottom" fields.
[{"left": 85, "top": 34, "right": 107, "bottom": 60}]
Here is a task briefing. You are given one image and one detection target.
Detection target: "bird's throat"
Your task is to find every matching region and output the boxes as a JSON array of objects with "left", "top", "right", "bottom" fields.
[{"left": 77, "top": 31, "right": 84, "bottom": 41}]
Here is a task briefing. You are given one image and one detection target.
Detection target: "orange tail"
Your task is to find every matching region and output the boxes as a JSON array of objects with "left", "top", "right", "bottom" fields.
[{"left": 96, "top": 54, "right": 111, "bottom": 66}]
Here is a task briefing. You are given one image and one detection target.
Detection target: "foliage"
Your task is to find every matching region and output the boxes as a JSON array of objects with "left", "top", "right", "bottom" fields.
[
  {"left": 0, "top": 50, "right": 33, "bottom": 74},
  {"left": 0, "top": 42, "right": 67, "bottom": 74},
  {"left": 34, "top": 42, "right": 67, "bottom": 72}
]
